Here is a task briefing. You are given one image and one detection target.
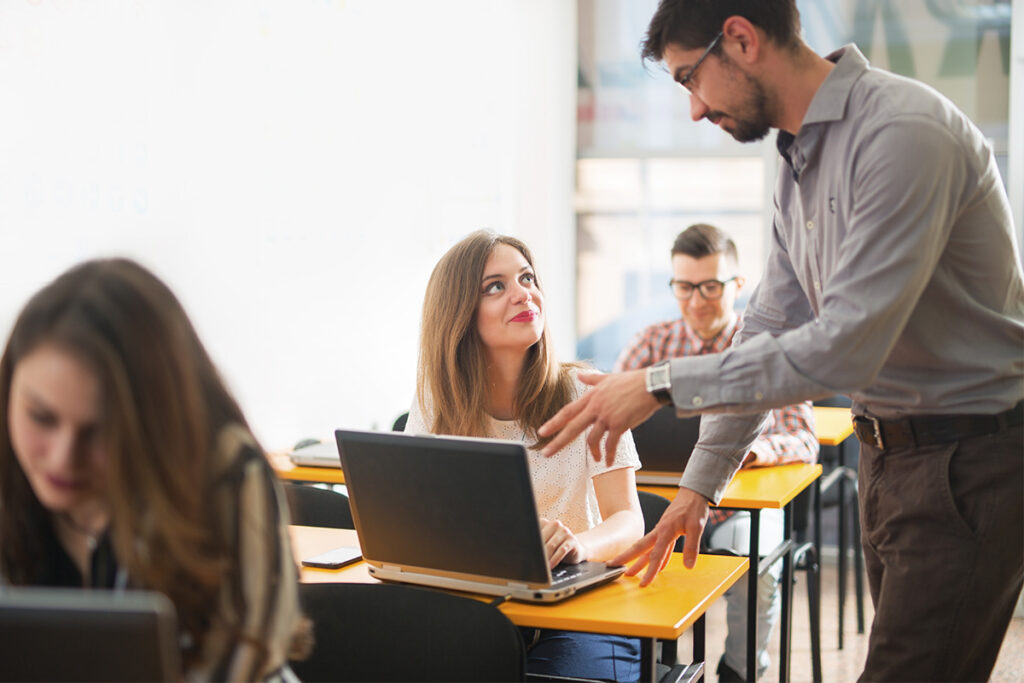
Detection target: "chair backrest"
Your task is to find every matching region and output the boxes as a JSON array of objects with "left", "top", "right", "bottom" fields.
[
  {"left": 283, "top": 483, "right": 355, "bottom": 529},
  {"left": 637, "top": 490, "right": 683, "bottom": 553},
  {"left": 812, "top": 394, "right": 852, "bottom": 408},
  {"left": 290, "top": 583, "right": 525, "bottom": 682},
  {"left": 392, "top": 411, "right": 409, "bottom": 431}
]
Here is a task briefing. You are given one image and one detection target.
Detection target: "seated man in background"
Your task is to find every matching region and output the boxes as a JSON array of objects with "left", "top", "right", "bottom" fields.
[{"left": 615, "top": 223, "right": 817, "bottom": 681}]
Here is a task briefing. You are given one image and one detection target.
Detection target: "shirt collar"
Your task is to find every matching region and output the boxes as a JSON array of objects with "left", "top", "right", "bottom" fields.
[{"left": 777, "top": 43, "right": 868, "bottom": 153}]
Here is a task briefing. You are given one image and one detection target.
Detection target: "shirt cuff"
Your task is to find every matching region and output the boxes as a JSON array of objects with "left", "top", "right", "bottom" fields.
[
  {"left": 746, "top": 440, "right": 773, "bottom": 467},
  {"left": 667, "top": 354, "right": 726, "bottom": 414}
]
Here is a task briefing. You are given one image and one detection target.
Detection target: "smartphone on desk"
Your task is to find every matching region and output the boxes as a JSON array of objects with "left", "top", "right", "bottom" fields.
[{"left": 301, "top": 546, "right": 362, "bottom": 569}]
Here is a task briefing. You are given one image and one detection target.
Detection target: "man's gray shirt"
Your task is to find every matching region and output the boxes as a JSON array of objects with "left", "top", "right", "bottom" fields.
[{"left": 672, "top": 44, "right": 1024, "bottom": 502}]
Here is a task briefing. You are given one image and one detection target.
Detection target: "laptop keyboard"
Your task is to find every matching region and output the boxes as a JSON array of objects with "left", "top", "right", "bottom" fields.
[{"left": 550, "top": 564, "right": 588, "bottom": 586}]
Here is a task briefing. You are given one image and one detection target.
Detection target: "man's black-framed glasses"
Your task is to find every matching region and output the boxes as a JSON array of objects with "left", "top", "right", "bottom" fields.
[
  {"left": 676, "top": 31, "right": 723, "bottom": 94},
  {"left": 669, "top": 276, "right": 737, "bottom": 300}
]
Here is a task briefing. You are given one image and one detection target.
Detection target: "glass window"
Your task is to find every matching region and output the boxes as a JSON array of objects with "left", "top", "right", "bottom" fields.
[{"left": 575, "top": 0, "right": 1013, "bottom": 369}]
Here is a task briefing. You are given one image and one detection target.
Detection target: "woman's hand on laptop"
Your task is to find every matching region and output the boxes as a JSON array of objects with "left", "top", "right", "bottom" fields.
[{"left": 540, "top": 518, "right": 588, "bottom": 568}]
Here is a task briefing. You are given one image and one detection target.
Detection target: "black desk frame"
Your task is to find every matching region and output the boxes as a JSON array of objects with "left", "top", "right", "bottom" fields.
[
  {"left": 640, "top": 618, "right": 706, "bottom": 683},
  {"left": 713, "top": 503, "right": 797, "bottom": 683},
  {"left": 816, "top": 437, "right": 866, "bottom": 648}
]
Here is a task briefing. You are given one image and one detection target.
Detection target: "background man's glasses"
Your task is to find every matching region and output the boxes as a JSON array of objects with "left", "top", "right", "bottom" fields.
[
  {"left": 669, "top": 276, "right": 737, "bottom": 300},
  {"left": 676, "top": 31, "right": 723, "bottom": 94}
]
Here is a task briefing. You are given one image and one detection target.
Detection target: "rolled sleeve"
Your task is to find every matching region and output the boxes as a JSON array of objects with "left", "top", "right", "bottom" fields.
[
  {"left": 678, "top": 410, "right": 769, "bottom": 503},
  {"left": 748, "top": 402, "right": 818, "bottom": 467}
]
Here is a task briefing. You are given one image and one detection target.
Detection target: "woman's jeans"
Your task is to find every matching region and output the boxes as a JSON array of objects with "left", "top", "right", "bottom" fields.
[{"left": 520, "top": 627, "right": 641, "bottom": 682}]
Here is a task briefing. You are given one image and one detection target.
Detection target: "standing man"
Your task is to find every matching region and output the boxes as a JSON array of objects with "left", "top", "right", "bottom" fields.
[
  {"left": 616, "top": 223, "right": 818, "bottom": 681},
  {"left": 539, "top": 1, "right": 1024, "bottom": 680}
]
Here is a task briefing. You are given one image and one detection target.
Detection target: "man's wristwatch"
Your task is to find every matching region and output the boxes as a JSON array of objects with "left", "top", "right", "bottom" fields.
[{"left": 645, "top": 360, "right": 674, "bottom": 406}]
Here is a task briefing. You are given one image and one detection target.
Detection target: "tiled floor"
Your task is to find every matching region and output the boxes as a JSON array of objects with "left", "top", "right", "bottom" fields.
[{"left": 673, "top": 554, "right": 1024, "bottom": 682}]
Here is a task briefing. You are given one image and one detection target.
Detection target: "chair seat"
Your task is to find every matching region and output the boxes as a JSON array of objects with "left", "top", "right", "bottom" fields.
[{"left": 292, "top": 583, "right": 526, "bottom": 682}]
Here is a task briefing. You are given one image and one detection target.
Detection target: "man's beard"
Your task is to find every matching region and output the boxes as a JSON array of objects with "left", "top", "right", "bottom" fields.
[{"left": 708, "top": 71, "right": 773, "bottom": 143}]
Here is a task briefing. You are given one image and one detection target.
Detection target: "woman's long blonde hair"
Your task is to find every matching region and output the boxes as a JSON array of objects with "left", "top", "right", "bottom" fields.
[{"left": 417, "top": 230, "right": 580, "bottom": 446}]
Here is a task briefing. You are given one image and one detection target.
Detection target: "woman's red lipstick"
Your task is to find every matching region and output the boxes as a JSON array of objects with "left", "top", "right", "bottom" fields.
[
  {"left": 510, "top": 310, "right": 538, "bottom": 323},
  {"left": 47, "top": 474, "right": 85, "bottom": 491}
]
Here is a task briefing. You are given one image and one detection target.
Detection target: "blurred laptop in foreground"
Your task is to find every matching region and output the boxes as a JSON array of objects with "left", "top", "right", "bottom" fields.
[{"left": 0, "top": 587, "right": 180, "bottom": 682}]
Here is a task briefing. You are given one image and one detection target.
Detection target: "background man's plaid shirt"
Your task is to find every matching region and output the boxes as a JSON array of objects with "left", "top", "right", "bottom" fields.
[{"left": 615, "top": 315, "right": 818, "bottom": 524}]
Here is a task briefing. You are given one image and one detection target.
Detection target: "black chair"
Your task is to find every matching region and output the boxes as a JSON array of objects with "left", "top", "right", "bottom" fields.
[
  {"left": 392, "top": 411, "right": 409, "bottom": 431},
  {"left": 637, "top": 490, "right": 683, "bottom": 553},
  {"left": 291, "top": 582, "right": 526, "bottom": 682},
  {"left": 283, "top": 482, "right": 355, "bottom": 529},
  {"left": 813, "top": 395, "right": 866, "bottom": 648}
]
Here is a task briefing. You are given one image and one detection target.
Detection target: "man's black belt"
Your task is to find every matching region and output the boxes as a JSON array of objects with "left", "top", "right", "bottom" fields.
[{"left": 853, "top": 400, "right": 1024, "bottom": 451}]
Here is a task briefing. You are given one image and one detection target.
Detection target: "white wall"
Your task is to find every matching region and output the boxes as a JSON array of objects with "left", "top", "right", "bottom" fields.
[{"left": 0, "top": 0, "right": 577, "bottom": 447}]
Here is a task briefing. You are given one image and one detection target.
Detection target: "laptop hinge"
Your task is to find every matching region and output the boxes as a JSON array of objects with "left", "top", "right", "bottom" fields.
[{"left": 383, "top": 564, "right": 403, "bottom": 573}]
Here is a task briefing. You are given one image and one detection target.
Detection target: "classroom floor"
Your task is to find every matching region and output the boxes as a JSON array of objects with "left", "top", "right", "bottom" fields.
[{"left": 673, "top": 553, "right": 1024, "bottom": 682}]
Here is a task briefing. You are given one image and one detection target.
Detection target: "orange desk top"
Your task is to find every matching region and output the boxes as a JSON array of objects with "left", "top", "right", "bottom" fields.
[
  {"left": 273, "top": 456, "right": 820, "bottom": 511},
  {"left": 270, "top": 452, "right": 347, "bottom": 485},
  {"left": 639, "top": 462, "right": 821, "bottom": 509},
  {"left": 272, "top": 410, "right": 848, "bottom": 486},
  {"left": 291, "top": 525, "right": 748, "bottom": 640},
  {"left": 813, "top": 406, "right": 855, "bottom": 446}
]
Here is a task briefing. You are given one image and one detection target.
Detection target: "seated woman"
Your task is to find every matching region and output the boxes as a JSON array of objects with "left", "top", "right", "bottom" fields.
[
  {"left": 0, "top": 258, "right": 309, "bottom": 681},
  {"left": 405, "top": 230, "right": 645, "bottom": 682}
]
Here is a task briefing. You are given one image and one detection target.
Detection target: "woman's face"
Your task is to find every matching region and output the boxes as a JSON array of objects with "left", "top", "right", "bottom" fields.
[
  {"left": 8, "top": 344, "right": 110, "bottom": 519},
  {"left": 475, "top": 244, "right": 545, "bottom": 357}
]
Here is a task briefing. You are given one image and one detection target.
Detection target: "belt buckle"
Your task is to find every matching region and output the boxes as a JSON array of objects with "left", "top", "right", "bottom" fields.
[{"left": 867, "top": 416, "right": 885, "bottom": 450}]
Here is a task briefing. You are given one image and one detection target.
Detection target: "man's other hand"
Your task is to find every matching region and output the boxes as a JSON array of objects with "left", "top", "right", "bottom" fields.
[
  {"left": 538, "top": 370, "right": 660, "bottom": 466},
  {"left": 609, "top": 487, "right": 710, "bottom": 586}
]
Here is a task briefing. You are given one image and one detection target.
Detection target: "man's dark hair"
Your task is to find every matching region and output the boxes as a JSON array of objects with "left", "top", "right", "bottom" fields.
[
  {"left": 641, "top": 0, "right": 802, "bottom": 63},
  {"left": 671, "top": 223, "right": 739, "bottom": 267}
]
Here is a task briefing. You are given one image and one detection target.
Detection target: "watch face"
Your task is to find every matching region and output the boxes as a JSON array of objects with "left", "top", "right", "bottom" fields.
[
  {"left": 647, "top": 362, "right": 671, "bottom": 391},
  {"left": 646, "top": 363, "right": 673, "bottom": 405}
]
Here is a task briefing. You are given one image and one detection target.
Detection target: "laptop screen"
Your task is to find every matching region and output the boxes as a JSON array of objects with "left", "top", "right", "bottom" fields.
[
  {"left": 335, "top": 429, "right": 551, "bottom": 584},
  {"left": 0, "top": 587, "right": 180, "bottom": 682},
  {"left": 631, "top": 407, "right": 701, "bottom": 473}
]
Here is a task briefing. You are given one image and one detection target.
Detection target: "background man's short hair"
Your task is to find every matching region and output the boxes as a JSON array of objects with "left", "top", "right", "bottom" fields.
[{"left": 671, "top": 223, "right": 739, "bottom": 267}]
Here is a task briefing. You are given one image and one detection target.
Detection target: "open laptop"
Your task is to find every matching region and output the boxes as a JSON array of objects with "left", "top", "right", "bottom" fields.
[
  {"left": 334, "top": 428, "right": 626, "bottom": 603},
  {"left": 0, "top": 587, "right": 181, "bottom": 682},
  {"left": 632, "top": 407, "right": 701, "bottom": 485}
]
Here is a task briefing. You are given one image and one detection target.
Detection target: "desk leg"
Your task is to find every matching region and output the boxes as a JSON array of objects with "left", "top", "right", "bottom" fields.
[
  {"left": 814, "top": 479, "right": 822, "bottom": 585},
  {"left": 813, "top": 477, "right": 824, "bottom": 682},
  {"left": 853, "top": 492, "right": 865, "bottom": 634},
  {"left": 747, "top": 510, "right": 760, "bottom": 682},
  {"left": 693, "top": 614, "right": 706, "bottom": 668},
  {"left": 779, "top": 503, "right": 794, "bottom": 683},
  {"left": 642, "top": 637, "right": 656, "bottom": 683},
  {"left": 838, "top": 442, "right": 848, "bottom": 650}
]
